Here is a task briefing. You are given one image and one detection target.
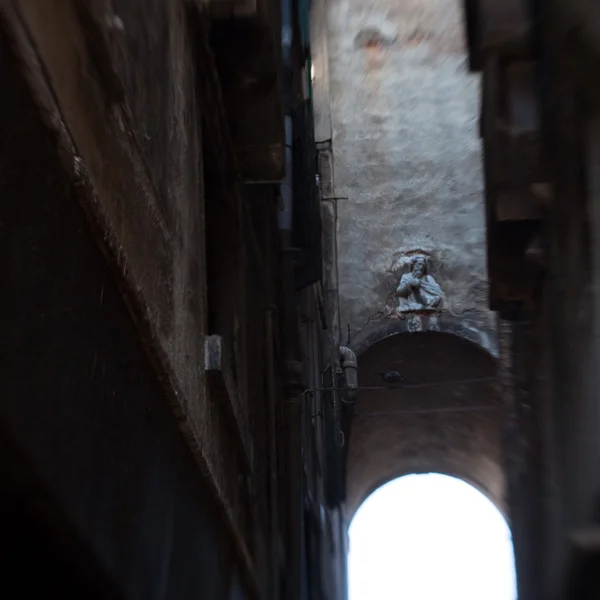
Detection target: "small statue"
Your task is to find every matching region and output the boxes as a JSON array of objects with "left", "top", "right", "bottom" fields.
[{"left": 396, "top": 255, "right": 444, "bottom": 313}]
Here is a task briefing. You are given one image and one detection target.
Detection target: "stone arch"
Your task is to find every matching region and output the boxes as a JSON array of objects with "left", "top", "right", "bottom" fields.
[
  {"left": 344, "top": 317, "right": 505, "bottom": 519},
  {"left": 349, "top": 314, "right": 498, "bottom": 359}
]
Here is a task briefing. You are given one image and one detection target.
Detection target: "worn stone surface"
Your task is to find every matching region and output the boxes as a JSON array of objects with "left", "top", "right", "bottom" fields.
[
  {"left": 313, "top": 0, "right": 506, "bottom": 515},
  {"left": 326, "top": 0, "right": 494, "bottom": 345},
  {"left": 346, "top": 328, "right": 505, "bottom": 517},
  {"left": 0, "top": 23, "right": 243, "bottom": 597},
  {"left": 2, "top": 2, "right": 342, "bottom": 599},
  {"left": 9, "top": 0, "right": 206, "bottom": 433},
  {"left": 1, "top": 0, "right": 262, "bottom": 594}
]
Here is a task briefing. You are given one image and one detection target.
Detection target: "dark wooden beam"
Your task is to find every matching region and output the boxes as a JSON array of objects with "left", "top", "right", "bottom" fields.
[
  {"left": 462, "top": 0, "right": 531, "bottom": 71},
  {"left": 481, "top": 56, "right": 545, "bottom": 311},
  {"left": 565, "top": 528, "right": 600, "bottom": 600},
  {"left": 208, "top": 15, "right": 285, "bottom": 182}
]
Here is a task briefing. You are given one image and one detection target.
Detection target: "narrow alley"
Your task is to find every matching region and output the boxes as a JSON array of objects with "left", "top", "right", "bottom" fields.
[{"left": 1, "top": 0, "right": 600, "bottom": 599}]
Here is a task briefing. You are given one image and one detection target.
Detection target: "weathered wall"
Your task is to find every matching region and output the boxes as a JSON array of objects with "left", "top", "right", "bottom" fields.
[
  {"left": 0, "top": 21, "right": 248, "bottom": 597},
  {"left": 309, "top": 0, "right": 510, "bottom": 533},
  {"left": 345, "top": 323, "right": 504, "bottom": 517},
  {"left": 0, "top": 1, "right": 278, "bottom": 597},
  {"left": 1, "top": 3, "right": 347, "bottom": 599},
  {"left": 8, "top": 0, "right": 206, "bottom": 455},
  {"left": 520, "top": 21, "right": 600, "bottom": 598},
  {"left": 464, "top": 3, "right": 600, "bottom": 597},
  {"left": 324, "top": 0, "right": 494, "bottom": 342}
]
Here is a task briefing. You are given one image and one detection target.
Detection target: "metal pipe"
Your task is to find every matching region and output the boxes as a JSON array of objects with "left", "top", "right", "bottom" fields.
[
  {"left": 278, "top": 3, "right": 302, "bottom": 600},
  {"left": 355, "top": 405, "right": 500, "bottom": 417},
  {"left": 279, "top": 0, "right": 293, "bottom": 234},
  {"left": 265, "top": 310, "right": 281, "bottom": 597},
  {"left": 278, "top": 116, "right": 294, "bottom": 233},
  {"left": 339, "top": 346, "right": 358, "bottom": 402},
  {"left": 339, "top": 346, "right": 358, "bottom": 481}
]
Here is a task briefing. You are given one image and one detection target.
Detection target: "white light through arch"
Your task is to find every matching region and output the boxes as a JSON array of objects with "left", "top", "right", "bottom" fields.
[{"left": 348, "top": 473, "right": 517, "bottom": 600}]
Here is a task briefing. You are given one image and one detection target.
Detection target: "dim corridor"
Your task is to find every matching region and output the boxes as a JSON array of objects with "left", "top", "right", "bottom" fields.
[{"left": 1, "top": 0, "right": 600, "bottom": 599}]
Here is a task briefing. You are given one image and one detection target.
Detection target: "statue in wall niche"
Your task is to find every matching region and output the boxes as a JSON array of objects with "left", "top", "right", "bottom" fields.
[{"left": 396, "top": 255, "right": 444, "bottom": 313}]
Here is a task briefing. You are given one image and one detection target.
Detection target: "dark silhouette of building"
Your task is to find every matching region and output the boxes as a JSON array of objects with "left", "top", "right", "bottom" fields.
[
  {"left": 465, "top": 1, "right": 600, "bottom": 598},
  {"left": 5, "top": 0, "right": 600, "bottom": 599},
  {"left": 0, "top": 1, "right": 348, "bottom": 598}
]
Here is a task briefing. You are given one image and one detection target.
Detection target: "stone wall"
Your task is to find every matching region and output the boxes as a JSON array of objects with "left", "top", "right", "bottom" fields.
[
  {"left": 0, "top": 2, "right": 285, "bottom": 598},
  {"left": 1, "top": 2, "right": 347, "bottom": 599},
  {"left": 322, "top": 0, "right": 494, "bottom": 344},
  {"left": 517, "top": 19, "right": 600, "bottom": 598},
  {"left": 0, "top": 16, "right": 249, "bottom": 597},
  {"left": 462, "top": 2, "right": 600, "bottom": 597},
  {"left": 310, "top": 0, "right": 508, "bottom": 535},
  {"left": 345, "top": 327, "right": 504, "bottom": 517}
]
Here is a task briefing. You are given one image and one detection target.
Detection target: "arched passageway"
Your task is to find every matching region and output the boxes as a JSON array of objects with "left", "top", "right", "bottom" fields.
[
  {"left": 348, "top": 474, "right": 516, "bottom": 600},
  {"left": 346, "top": 324, "right": 504, "bottom": 518}
]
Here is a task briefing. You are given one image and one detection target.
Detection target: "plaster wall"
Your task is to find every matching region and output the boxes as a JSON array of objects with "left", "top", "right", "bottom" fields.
[{"left": 324, "top": 0, "right": 494, "bottom": 342}]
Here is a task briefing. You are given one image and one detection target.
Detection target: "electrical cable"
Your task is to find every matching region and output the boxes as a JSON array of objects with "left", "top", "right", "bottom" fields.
[
  {"left": 300, "top": 375, "right": 495, "bottom": 398},
  {"left": 355, "top": 405, "right": 500, "bottom": 417}
]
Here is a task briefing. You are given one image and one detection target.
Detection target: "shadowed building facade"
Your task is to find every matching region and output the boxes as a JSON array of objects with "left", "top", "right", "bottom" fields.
[
  {"left": 5, "top": 0, "right": 600, "bottom": 598},
  {"left": 0, "top": 1, "right": 345, "bottom": 599}
]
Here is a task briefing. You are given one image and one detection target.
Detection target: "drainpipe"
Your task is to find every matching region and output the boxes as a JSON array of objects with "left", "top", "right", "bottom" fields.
[
  {"left": 279, "top": 116, "right": 293, "bottom": 233},
  {"left": 339, "top": 346, "right": 357, "bottom": 505},
  {"left": 339, "top": 346, "right": 357, "bottom": 402},
  {"left": 339, "top": 345, "right": 358, "bottom": 441},
  {"left": 278, "top": 3, "right": 305, "bottom": 600},
  {"left": 339, "top": 346, "right": 357, "bottom": 600},
  {"left": 279, "top": 0, "right": 294, "bottom": 236},
  {"left": 265, "top": 197, "right": 282, "bottom": 600}
]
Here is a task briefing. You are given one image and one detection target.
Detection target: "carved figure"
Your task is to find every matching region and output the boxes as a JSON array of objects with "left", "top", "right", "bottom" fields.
[{"left": 396, "top": 255, "right": 444, "bottom": 312}]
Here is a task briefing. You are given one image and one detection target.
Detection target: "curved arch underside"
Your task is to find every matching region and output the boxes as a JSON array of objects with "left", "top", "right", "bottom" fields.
[{"left": 346, "top": 330, "right": 505, "bottom": 518}]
